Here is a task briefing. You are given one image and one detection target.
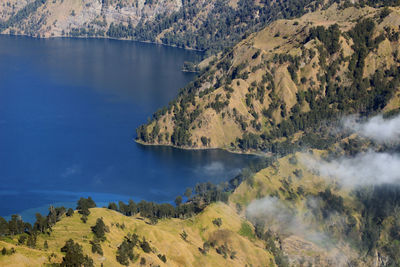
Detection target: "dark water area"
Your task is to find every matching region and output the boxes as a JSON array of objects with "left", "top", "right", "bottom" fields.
[{"left": 0, "top": 36, "right": 256, "bottom": 222}]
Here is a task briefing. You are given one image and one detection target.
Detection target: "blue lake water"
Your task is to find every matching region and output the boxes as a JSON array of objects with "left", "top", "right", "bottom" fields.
[{"left": 0, "top": 36, "right": 257, "bottom": 222}]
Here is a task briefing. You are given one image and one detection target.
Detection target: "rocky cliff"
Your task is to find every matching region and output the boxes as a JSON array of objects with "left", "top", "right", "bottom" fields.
[{"left": 0, "top": 0, "right": 181, "bottom": 38}]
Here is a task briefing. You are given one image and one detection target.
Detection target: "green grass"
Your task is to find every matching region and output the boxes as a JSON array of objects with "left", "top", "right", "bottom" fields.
[{"left": 238, "top": 222, "right": 255, "bottom": 240}]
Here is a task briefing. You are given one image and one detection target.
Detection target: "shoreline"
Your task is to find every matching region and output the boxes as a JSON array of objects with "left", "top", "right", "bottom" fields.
[
  {"left": 135, "top": 139, "right": 270, "bottom": 157},
  {"left": 0, "top": 33, "right": 205, "bottom": 53}
]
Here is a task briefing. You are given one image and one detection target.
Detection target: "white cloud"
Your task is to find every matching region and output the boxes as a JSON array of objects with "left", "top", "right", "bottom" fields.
[
  {"left": 343, "top": 114, "right": 400, "bottom": 144},
  {"left": 246, "top": 196, "right": 334, "bottom": 246},
  {"left": 195, "top": 161, "right": 240, "bottom": 177},
  {"left": 302, "top": 151, "right": 400, "bottom": 187}
]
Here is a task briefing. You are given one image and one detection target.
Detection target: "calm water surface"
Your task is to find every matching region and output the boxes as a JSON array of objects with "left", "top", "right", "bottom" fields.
[{"left": 0, "top": 36, "right": 256, "bottom": 222}]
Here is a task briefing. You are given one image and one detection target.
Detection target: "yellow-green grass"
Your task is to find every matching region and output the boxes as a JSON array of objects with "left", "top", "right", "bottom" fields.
[{"left": 1, "top": 203, "right": 273, "bottom": 267}]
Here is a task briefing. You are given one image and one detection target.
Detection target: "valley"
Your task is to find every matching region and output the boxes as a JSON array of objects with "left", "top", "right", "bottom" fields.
[{"left": 1, "top": 0, "right": 400, "bottom": 266}]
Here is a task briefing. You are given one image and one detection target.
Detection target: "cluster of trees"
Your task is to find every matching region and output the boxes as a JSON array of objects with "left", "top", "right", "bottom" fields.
[
  {"left": 0, "top": 197, "right": 95, "bottom": 251},
  {"left": 107, "top": 22, "right": 135, "bottom": 39},
  {"left": 249, "top": 168, "right": 400, "bottom": 265},
  {"left": 182, "top": 61, "right": 199, "bottom": 72},
  {"left": 308, "top": 185, "right": 400, "bottom": 265},
  {"left": 137, "top": 4, "right": 400, "bottom": 155},
  {"left": 107, "top": 157, "right": 274, "bottom": 222},
  {"left": 68, "top": 27, "right": 105, "bottom": 38},
  {"left": 89, "top": 217, "right": 109, "bottom": 256},
  {"left": 76, "top": 197, "right": 96, "bottom": 223},
  {"left": 253, "top": 225, "right": 289, "bottom": 267},
  {"left": 306, "top": 24, "right": 341, "bottom": 54},
  {"left": 0, "top": 0, "right": 46, "bottom": 32},
  {"left": 354, "top": 185, "right": 400, "bottom": 264},
  {"left": 116, "top": 233, "right": 139, "bottom": 265},
  {"left": 236, "top": 17, "right": 396, "bottom": 155},
  {"left": 1, "top": 247, "right": 15, "bottom": 256},
  {"left": 0, "top": 205, "right": 68, "bottom": 249},
  {"left": 60, "top": 239, "right": 94, "bottom": 267},
  {"left": 360, "top": 0, "right": 400, "bottom": 7},
  {"left": 236, "top": 18, "right": 398, "bottom": 153},
  {"left": 107, "top": 182, "right": 231, "bottom": 222},
  {"left": 132, "top": 0, "right": 331, "bottom": 54},
  {"left": 115, "top": 233, "right": 155, "bottom": 266}
]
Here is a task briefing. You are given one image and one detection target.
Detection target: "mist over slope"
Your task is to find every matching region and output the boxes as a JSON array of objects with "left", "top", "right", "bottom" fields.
[{"left": 1, "top": 1, "right": 400, "bottom": 266}]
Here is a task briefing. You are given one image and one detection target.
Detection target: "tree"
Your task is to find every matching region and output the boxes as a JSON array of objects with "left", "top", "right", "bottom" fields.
[
  {"left": 201, "top": 136, "right": 208, "bottom": 146},
  {"left": 27, "top": 234, "right": 37, "bottom": 248},
  {"left": 47, "top": 206, "right": 66, "bottom": 226},
  {"left": 180, "top": 230, "right": 188, "bottom": 241},
  {"left": 116, "top": 234, "right": 138, "bottom": 266},
  {"left": 33, "top": 213, "right": 47, "bottom": 233},
  {"left": 91, "top": 218, "right": 109, "bottom": 242},
  {"left": 76, "top": 197, "right": 96, "bottom": 216},
  {"left": 0, "top": 217, "right": 9, "bottom": 236},
  {"left": 119, "top": 201, "right": 129, "bottom": 215},
  {"left": 108, "top": 202, "right": 118, "bottom": 211},
  {"left": 81, "top": 215, "right": 88, "bottom": 224},
  {"left": 44, "top": 240, "right": 48, "bottom": 250},
  {"left": 140, "top": 237, "right": 151, "bottom": 253},
  {"left": 175, "top": 196, "right": 183, "bottom": 206},
  {"left": 18, "top": 235, "right": 27, "bottom": 245},
  {"left": 90, "top": 239, "right": 103, "bottom": 256},
  {"left": 66, "top": 208, "right": 74, "bottom": 217},
  {"left": 212, "top": 218, "right": 222, "bottom": 227},
  {"left": 158, "top": 254, "right": 167, "bottom": 263},
  {"left": 8, "top": 215, "right": 25, "bottom": 235},
  {"left": 184, "top": 188, "right": 192, "bottom": 198},
  {"left": 60, "top": 239, "right": 93, "bottom": 267}
]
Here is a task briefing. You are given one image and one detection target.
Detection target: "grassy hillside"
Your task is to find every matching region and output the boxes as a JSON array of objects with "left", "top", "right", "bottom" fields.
[
  {"left": 0, "top": 0, "right": 367, "bottom": 53},
  {"left": 136, "top": 3, "right": 400, "bottom": 152},
  {"left": 0, "top": 203, "right": 274, "bottom": 266},
  {"left": 3, "top": 143, "right": 400, "bottom": 266},
  {"left": 229, "top": 142, "right": 400, "bottom": 266}
]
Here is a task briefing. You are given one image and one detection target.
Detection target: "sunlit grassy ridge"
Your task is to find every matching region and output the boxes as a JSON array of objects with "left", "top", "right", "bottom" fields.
[
  {"left": 137, "top": 4, "right": 400, "bottom": 152},
  {"left": 0, "top": 203, "right": 273, "bottom": 266}
]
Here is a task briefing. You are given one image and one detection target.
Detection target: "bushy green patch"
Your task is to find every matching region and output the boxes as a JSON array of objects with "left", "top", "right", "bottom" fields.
[{"left": 238, "top": 222, "right": 255, "bottom": 240}]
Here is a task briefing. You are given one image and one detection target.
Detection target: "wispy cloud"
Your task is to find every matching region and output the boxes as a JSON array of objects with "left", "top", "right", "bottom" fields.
[
  {"left": 61, "top": 164, "right": 81, "bottom": 178},
  {"left": 195, "top": 161, "right": 241, "bottom": 177},
  {"left": 301, "top": 113, "right": 400, "bottom": 187},
  {"left": 302, "top": 151, "right": 400, "bottom": 187},
  {"left": 343, "top": 114, "right": 400, "bottom": 144},
  {"left": 246, "top": 196, "right": 334, "bottom": 246}
]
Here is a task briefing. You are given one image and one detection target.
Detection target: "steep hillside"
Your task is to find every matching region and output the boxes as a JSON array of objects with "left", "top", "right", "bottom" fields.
[
  {"left": 136, "top": 4, "right": 400, "bottom": 152},
  {"left": 0, "top": 203, "right": 274, "bottom": 266},
  {"left": 0, "top": 0, "right": 182, "bottom": 38},
  {"left": 1, "top": 0, "right": 348, "bottom": 53},
  {"left": 229, "top": 142, "right": 400, "bottom": 266}
]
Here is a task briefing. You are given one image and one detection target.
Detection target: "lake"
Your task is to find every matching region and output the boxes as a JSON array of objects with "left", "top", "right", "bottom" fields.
[{"left": 0, "top": 36, "right": 256, "bottom": 222}]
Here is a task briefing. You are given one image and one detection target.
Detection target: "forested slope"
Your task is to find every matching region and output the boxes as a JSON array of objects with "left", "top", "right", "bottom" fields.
[
  {"left": 136, "top": 3, "right": 400, "bottom": 154},
  {"left": 0, "top": 0, "right": 358, "bottom": 53}
]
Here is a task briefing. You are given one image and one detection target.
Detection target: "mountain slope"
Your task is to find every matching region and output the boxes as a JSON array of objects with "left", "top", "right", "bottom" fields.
[
  {"left": 3, "top": 142, "right": 400, "bottom": 266},
  {"left": 136, "top": 4, "right": 400, "bottom": 152},
  {"left": 229, "top": 145, "right": 400, "bottom": 266},
  {"left": 0, "top": 0, "right": 344, "bottom": 53},
  {"left": 0, "top": 203, "right": 274, "bottom": 266},
  {"left": 0, "top": 0, "right": 182, "bottom": 38}
]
